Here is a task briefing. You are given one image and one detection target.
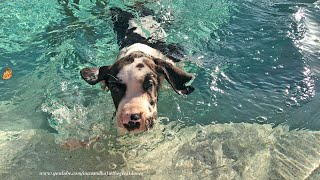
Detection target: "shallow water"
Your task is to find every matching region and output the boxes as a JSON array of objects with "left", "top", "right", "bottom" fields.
[{"left": 1, "top": 0, "right": 320, "bottom": 179}]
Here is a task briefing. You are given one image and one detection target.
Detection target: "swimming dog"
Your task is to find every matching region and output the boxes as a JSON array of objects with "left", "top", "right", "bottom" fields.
[{"left": 80, "top": 7, "right": 194, "bottom": 133}]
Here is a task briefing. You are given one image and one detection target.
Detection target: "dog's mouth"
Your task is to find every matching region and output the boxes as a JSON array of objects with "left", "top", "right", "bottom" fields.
[
  {"left": 118, "top": 116, "right": 155, "bottom": 133},
  {"left": 123, "top": 121, "right": 141, "bottom": 131}
]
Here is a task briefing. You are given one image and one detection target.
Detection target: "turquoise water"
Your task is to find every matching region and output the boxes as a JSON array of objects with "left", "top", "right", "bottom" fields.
[{"left": 1, "top": 0, "right": 320, "bottom": 179}]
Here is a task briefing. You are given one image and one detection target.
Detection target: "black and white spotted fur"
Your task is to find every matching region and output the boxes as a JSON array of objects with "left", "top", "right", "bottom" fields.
[{"left": 80, "top": 6, "right": 194, "bottom": 133}]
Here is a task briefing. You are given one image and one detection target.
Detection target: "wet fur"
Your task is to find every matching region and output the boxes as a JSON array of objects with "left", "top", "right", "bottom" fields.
[{"left": 80, "top": 4, "right": 194, "bottom": 133}]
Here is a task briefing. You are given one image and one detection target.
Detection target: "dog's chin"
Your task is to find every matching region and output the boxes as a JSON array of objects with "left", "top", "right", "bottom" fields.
[{"left": 118, "top": 127, "right": 145, "bottom": 134}]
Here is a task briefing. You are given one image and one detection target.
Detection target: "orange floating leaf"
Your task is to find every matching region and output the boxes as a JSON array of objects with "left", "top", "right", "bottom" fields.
[{"left": 2, "top": 67, "right": 12, "bottom": 80}]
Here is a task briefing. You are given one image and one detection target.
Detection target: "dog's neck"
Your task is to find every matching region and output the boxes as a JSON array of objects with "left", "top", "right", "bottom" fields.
[{"left": 117, "top": 43, "right": 174, "bottom": 64}]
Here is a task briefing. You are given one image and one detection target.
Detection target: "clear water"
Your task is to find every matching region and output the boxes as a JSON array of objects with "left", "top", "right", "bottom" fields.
[{"left": 1, "top": 0, "right": 320, "bottom": 179}]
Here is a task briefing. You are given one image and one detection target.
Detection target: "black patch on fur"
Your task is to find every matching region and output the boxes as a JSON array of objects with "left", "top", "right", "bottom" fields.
[
  {"left": 110, "top": 7, "right": 185, "bottom": 62},
  {"left": 136, "top": 63, "right": 145, "bottom": 68},
  {"left": 108, "top": 82, "right": 126, "bottom": 110},
  {"left": 142, "top": 73, "right": 159, "bottom": 107},
  {"left": 154, "top": 58, "right": 194, "bottom": 95},
  {"left": 124, "top": 122, "right": 141, "bottom": 131}
]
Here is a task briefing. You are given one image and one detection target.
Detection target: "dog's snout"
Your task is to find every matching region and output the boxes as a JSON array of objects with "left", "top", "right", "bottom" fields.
[
  {"left": 121, "top": 112, "right": 143, "bottom": 131},
  {"left": 130, "top": 113, "right": 141, "bottom": 121}
]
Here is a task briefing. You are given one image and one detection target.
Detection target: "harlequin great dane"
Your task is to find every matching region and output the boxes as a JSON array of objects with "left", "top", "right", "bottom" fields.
[{"left": 80, "top": 7, "right": 194, "bottom": 134}]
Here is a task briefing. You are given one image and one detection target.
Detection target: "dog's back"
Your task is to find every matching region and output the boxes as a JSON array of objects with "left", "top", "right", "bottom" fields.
[{"left": 110, "top": 7, "right": 185, "bottom": 62}]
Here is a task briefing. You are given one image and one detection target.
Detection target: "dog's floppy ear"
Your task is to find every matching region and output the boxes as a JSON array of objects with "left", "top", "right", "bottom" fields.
[
  {"left": 80, "top": 66, "right": 111, "bottom": 85},
  {"left": 154, "top": 58, "right": 194, "bottom": 95}
]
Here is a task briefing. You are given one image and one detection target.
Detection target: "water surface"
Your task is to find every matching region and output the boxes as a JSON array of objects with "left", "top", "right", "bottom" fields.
[{"left": 1, "top": 0, "right": 320, "bottom": 179}]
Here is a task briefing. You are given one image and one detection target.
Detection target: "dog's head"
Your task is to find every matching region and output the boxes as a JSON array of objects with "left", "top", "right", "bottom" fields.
[{"left": 80, "top": 52, "right": 194, "bottom": 133}]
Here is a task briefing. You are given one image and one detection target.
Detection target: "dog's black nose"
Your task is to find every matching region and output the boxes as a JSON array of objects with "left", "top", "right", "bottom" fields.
[{"left": 130, "top": 114, "right": 141, "bottom": 121}]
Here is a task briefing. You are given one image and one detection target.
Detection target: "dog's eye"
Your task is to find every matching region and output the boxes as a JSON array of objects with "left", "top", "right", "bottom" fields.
[
  {"left": 143, "top": 79, "right": 153, "bottom": 90},
  {"left": 111, "top": 85, "right": 120, "bottom": 93}
]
